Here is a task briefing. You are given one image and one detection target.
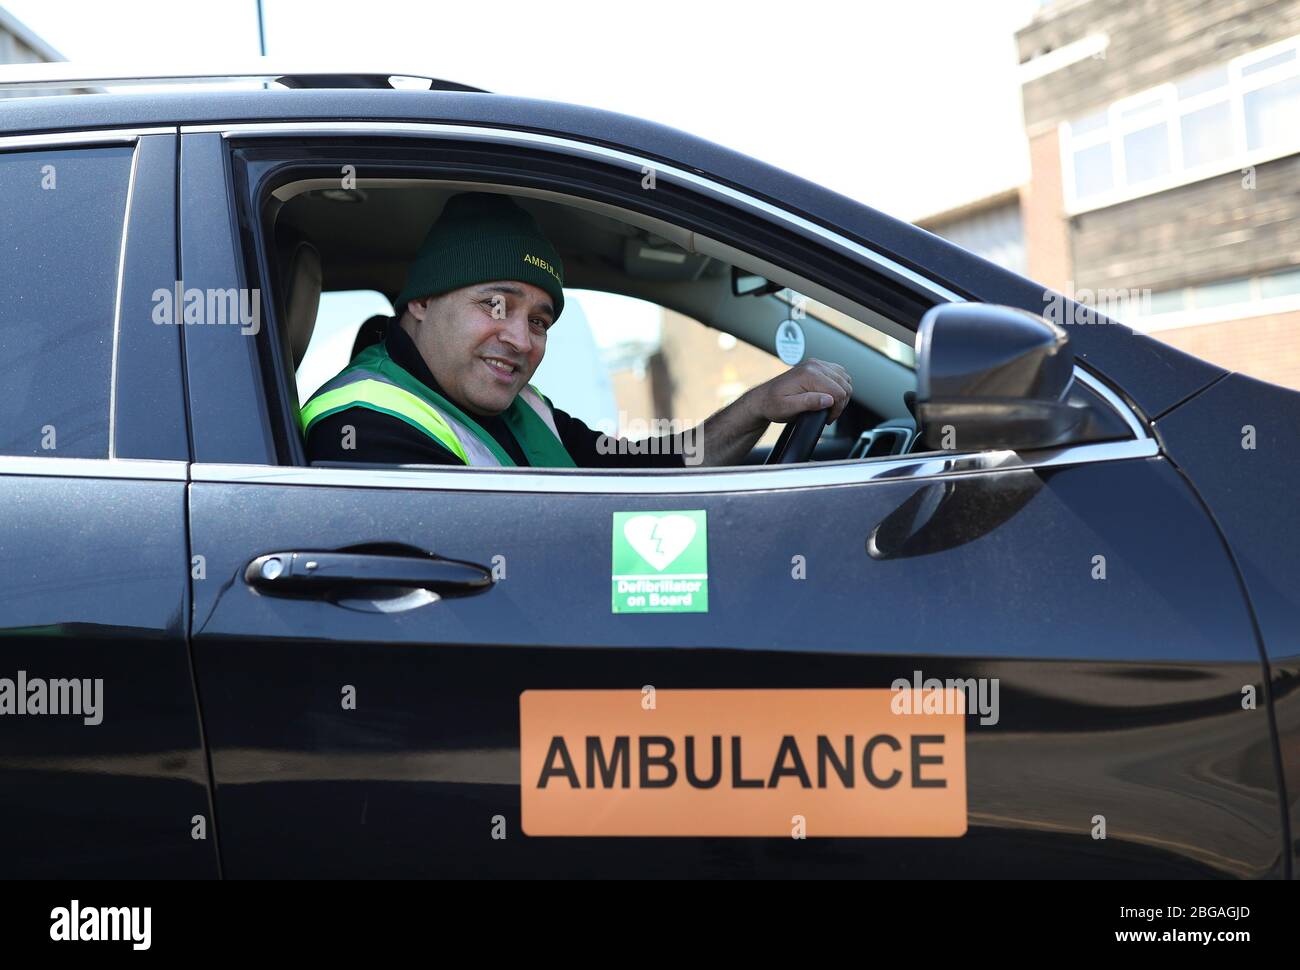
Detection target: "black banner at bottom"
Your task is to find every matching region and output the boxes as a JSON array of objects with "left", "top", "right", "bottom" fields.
[{"left": 0, "top": 877, "right": 1281, "bottom": 956}]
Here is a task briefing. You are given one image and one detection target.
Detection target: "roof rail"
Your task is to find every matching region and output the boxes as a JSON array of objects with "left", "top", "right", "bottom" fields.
[{"left": 0, "top": 61, "right": 489, "bottom": 93}]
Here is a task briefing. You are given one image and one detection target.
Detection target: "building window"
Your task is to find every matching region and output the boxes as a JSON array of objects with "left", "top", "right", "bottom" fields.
[
  {"left": 1243, "top": 73, "right": 1300, "bottom": 151},
  {"left": 1123, "top": 123, "right": 1170, "bottom": 183},
  {"left": 1179, "top": 101, "right": 1232, "bottom": 168},
  {"left": 1072, "top": 142, "right": 1113, "bottom": 197},
  {"left": 1061, "top": 34, "right": 1300, "bottom": 212},
  {"left": 1126, "top": 267, "right": 1300, "bottom": 332}
]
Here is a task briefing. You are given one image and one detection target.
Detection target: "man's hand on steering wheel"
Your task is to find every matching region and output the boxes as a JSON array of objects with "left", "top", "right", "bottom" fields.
[
  {"left": 749, "top": 358, "right": 852, "bottom": 425},
  {"left": 692, "top": 359, "right": 852, "bottom": 467},
  {"left": 744, "top": 359, "right": 852, "bottom": 465}
]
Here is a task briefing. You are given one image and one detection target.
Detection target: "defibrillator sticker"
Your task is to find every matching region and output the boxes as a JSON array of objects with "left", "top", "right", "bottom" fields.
[
  {"left": 520, "top": 689, "right": 967, "bottom": 837},
  {"left": 611, "top": 510, "right": 708, "bottom": 613}
]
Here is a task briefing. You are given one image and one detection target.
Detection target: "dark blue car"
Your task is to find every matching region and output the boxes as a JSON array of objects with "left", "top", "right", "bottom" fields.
[{"left": 0, "top": 67, "right": 1296, "bottom": 878}]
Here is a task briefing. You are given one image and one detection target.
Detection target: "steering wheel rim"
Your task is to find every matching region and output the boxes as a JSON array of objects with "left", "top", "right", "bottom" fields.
[{"left": 765, "top": 407, "right": 831, "bottom": 465}]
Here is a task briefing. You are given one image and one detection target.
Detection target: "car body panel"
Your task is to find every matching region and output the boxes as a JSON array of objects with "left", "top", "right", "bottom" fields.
[
  {"left": 114, "top": 134, "right": 189, "bottom": 461},
  {"left": 0, "top": 470, "right": 216, "bottom": 878},
  {"left": 178, "top": 132, "right": 280, "bottom": 465},
  {"left": 1156, "top": 373, "right": 1300, "bottom": 875},
  {"left": 0, "top": 131, "right": 216, "bottom": 878},
  {"left": 186, "top": 455, "right": 1281, "bottom": 877}
]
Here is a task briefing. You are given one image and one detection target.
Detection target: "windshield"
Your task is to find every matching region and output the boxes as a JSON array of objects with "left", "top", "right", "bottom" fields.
[{"left": 774, "top": 290, "right": 916, "bottom": 368}]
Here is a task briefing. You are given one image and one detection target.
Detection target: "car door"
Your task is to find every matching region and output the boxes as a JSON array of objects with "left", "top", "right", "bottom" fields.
[
  {"left": 0, "top": 131, "right": 216, "bottom": 878},
  {"left": 180, "top": 120, "right": 1284, "bottom": 878}
]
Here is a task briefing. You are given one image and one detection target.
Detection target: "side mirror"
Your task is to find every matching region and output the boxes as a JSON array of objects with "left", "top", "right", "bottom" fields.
[{"left": 915, "top": 303, "right": 1084, "bottom": 451}]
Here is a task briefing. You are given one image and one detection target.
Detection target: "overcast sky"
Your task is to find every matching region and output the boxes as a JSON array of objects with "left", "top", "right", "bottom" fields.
[{"left": 4, "top": 0, "right": 1040, "bottom": 221}]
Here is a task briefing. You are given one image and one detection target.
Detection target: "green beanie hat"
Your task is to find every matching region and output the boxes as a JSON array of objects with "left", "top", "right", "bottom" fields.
[{"left": 393, "top": 192, "right": 565, "bottom": 320}]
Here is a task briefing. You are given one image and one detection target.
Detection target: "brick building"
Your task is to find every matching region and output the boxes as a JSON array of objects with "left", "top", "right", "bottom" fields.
[
  {"left": 0, "top": 5, "right": 77, "bottom": 97},
  {"left": 924, "top": 0, "right": 1300, "bottom": 390},
  {"left": 0, "top": 5, "right": 94, "bottom": 103}
]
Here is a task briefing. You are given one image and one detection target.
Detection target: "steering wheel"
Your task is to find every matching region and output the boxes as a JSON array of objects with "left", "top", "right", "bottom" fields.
[{"left": 765, "top": 407, "right": 831, "bottom": 465}]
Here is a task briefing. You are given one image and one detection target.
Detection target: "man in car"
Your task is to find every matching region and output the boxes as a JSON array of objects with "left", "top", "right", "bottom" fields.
[{"left": 302, "top": 191, "right": 851, "bottom": 468}]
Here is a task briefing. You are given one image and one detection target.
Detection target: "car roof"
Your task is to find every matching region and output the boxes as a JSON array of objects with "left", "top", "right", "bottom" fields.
[{"left": 0, "top": 87, "right": 1224, "bottom": 416}]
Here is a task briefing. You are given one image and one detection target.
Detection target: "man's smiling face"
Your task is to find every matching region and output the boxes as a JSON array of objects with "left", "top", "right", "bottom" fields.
[{"left": 402, "top": 280, "right": 556, "bottom": 417}]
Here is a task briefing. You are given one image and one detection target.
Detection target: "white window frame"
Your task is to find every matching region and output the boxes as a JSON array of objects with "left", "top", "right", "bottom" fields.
[
  {"left": 1061, "top": 33, "right": 1300, "bottom": 214},
  {"left": 1127, "top": 271, "right": 1300, "bottom": 333}
]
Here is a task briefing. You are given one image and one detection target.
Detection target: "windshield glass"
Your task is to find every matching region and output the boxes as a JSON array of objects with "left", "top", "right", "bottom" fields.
[{"left": 774, "top": 290, "right": 916, "bottom": 368}]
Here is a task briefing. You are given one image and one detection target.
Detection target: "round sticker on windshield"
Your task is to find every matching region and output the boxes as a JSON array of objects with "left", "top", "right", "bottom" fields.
[{"left": 775, "top": 319, "right": 805, "bottom": 365}]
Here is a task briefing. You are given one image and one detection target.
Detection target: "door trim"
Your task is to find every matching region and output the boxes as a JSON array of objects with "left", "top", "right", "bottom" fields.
[
  {"left": 0, "top": 127, "right": 178, "bottom": 149},
  {"left": 190, "top": 438, "right": 1159, "bottom": 495},
  {"left": 181, "top": 119, "right": 963, "bottom": 305},
  {"left": 0, "top": 457, "right": 188, "bottom": 481}
]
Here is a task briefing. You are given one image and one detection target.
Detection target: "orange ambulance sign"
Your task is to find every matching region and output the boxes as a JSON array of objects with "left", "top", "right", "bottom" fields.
[{"left": 520, "top": 689, "right": 967, "bottom": 837}]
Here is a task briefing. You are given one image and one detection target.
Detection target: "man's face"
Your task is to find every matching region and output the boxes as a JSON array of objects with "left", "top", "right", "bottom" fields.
[{"left": 402, "top": 280, "right": 556, "bottom": 417}]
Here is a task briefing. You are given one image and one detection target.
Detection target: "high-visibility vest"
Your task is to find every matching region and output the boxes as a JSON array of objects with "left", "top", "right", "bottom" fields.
[{"left": 300, "top": 341, "right": 576, "bottom": 468}]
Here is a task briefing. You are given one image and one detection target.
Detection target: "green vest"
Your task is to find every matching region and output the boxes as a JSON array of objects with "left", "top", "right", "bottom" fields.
[{"left": 300, "top": 341, "right": 576, "bottom": 468}]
